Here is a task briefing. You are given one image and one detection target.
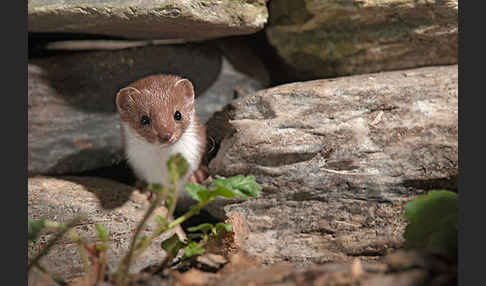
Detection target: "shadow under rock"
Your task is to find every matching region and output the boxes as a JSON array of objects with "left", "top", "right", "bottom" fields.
[
  {"left": 44, "top": 149, "right": 137, "bottom": 209},
  {"left": 61, "top": 175, "right": 134, "bottom": 210},
  {"left": 403, "top": 175, "right": 458, "bottom": 193}
]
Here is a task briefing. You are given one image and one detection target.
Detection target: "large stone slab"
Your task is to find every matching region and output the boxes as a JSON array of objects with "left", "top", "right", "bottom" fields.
[
  {"left": 266, "top": 0, "right": 458, "bottom": 79},
  {"left": 28, "top": 0, "right": 268, "bottom": 40},
  {"left": 28, "top": 176, "right": 173, "bottom": 282},
  {"left": 207, "top": 65, "right": 458, "bottom": 266}
]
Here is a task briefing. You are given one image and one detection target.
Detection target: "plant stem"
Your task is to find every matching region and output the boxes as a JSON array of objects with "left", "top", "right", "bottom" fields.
[
  {"left": 167, "top": 182, "right": 180, "bottom": 220},
  {"left": 168, "top": 201, "right": 205, "bottom": 229},
  {"left": 98, "top": 250, "right": 107, "bottom": 283},
  {"left": 131, "top": 199, "right": 208, "bottom": 262},
  {"left": 28, "top": 217, "right": 83, "bottom": 272},
  {"left": 114, "top": 187, "right": 166, "bottom": 285},
  {"left": 32, "top": 263, "right": 65, "bottom": 286},
  {"left": 70, "top": 231, "right": 90, "bottom": 275}
]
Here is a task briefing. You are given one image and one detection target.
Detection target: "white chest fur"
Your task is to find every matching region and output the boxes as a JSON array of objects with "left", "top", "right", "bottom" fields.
[{"left": 122, "top": 119, "right": 202, "bottom": 189}]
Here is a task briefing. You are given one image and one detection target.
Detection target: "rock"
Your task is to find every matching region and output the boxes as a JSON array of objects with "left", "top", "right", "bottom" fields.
[
  {"left": 28, "top": 176, "right": 174, "bottom": 282},
  {"left": 208, "top": 252, "right": 440, "bottom": 286},
  {"left": 266, "top": 0, "right": 458, "bottom": 80},
  {"left": 207, "top": 65, "right": 458, "bottom": 266},
  {"left": 28, "top": 0, "right": 268, "bottom": 40},
  {"left": 28, "top": 44, "right": 220, "bottom": 175},
  {"left": 196, "top": 57, "right": 267, "bottom": 124}
]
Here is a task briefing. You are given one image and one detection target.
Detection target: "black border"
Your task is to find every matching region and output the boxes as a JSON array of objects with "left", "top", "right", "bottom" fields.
[{"left": 11, "top": 0, "right": 28, "bottom": 284}]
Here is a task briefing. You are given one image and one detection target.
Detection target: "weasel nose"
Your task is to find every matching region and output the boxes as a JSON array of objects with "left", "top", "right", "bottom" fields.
[{"left": 158, "top": 132, "right": 173, "bottom": 143}]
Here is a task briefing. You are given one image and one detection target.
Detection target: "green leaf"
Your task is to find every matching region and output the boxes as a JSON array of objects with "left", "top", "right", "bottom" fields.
[
  {"left": 28, "top": 219, "right": 46, "bottom": 242},
  {"left": 403, "top": 190, "right": 458, "bottom": 258},
  {"left": 213, "top": 175, "right": 261, "bottom": 199},
  {"left": 95, "top": 224, "right": 109, "bottom": 242},
  {"left": 210, "top": 185, "right": 237, "bottom": 199},
  {"left": 185, "top": 183, "right": 211, "bottom": 202},
  {"left": 167, "top": 153, "right": 190, "bottom": 186},
  {"left": 216, "top": 223, "right": 232, "bottom": 232},
  {"left": 184, "top": 242, "right": 205, "bottom": 257},
  {"left": 161, "top": 234, "right": 186, "bottom": 257}
]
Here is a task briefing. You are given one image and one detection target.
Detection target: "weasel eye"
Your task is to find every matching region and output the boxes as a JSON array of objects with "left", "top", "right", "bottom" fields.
[
  {"left": 174, "top": 111, "right": 182, "bottom": 121},
  {"left": 140, "top": 115, "right": 151, "bottom": 126}
]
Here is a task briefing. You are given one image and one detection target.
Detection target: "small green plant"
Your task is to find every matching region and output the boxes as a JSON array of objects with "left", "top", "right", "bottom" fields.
[
  {"left": 403, "top": 190, "right": 458, "bottom": 259},
  {"left": 114, "top": 154, "right": 261, "bottom": 285},
  {"left": 28, "top": 153, "right": 261, "bottom": 286},
  {"left": 161, "top": 221, "right": 233, "bottom": 264}
]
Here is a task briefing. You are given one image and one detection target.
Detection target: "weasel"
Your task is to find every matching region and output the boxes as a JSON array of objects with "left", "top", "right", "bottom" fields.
[{"left": 115, "top": 74, "right": 206, "bottom": 202}]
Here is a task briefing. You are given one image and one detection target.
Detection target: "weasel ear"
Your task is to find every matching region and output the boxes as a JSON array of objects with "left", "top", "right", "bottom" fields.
[
  {"left": 174, "top": 78, "right": 195, "bottom": 104},
  {"left": 116, "top": 87, "right": 139, "bottom": 114}
]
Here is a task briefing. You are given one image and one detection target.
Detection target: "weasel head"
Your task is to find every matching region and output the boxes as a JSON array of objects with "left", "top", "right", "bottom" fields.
[{"left": 116, "top": 74, "right": 195, "bottom": 146}]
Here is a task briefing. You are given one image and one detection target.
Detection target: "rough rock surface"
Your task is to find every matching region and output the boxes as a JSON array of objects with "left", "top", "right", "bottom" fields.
[
  {"left": 28, "top": 176, "right": 173, "bottom": 282},
  {"left": 205, "top": 250, "right": 455, "bottom": 286},
  {"left": 28, "top": 0, "right": 268, "bottom": 40},
  {"left": 207, "top": 65, "right": 458, "bottom": 266},
  {"left": 132, "top": 250, "right": 455, "bottom": 286},
  {"left": 266, "top": 0, "right": 458, "bottom": 79},
  {"left": 28, "top": 43, "right": 265, "bottom": 175}
]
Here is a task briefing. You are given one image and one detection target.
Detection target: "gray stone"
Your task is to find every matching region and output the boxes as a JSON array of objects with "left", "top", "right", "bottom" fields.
[
  {"left": 28, "top": 176, "right": 174, "bottom": 282},
  {"left": 266, "top": 0, "right": 458, "bottom": 79},
  {"left": 196, "top": 57, "right": 267, "bottom": 124},
  {"left": 28, "top": 44, "right": 221, "bottom": 175},
  {"left": 207, "top": 65, "right": 458, "bottom": 266},
  {"left": 28, "top": 0, "right": 268, "bottom": 40}
]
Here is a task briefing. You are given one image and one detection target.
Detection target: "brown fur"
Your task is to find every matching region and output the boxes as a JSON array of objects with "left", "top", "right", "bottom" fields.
[
  {"left": 116, "top": 74, "right": 203, "bottom": 146},
  {"left": 116, "top": 74, "right": 207, "bottom": 184}
]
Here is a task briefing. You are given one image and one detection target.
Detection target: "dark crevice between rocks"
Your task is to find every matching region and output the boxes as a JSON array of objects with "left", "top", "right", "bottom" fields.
[
  {"left": 214, "top": 31, "right": 311, "bottom": 86},
  {"left": 29, "top": 32, "right": 223, "bottom": 114},
  {"left": 176, "top": 208, "right": 222, "bottom": 231},
  {"left": 202, "top": 105, "right": 237, "bottom": 166},
  {"left": 402, "top": 175, "right": 458, "bottom": 193}
]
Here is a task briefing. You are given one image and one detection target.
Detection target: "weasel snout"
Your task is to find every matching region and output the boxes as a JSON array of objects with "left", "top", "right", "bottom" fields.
[{"left": 158, "top": 131, "right": 174, "bottom": 143}]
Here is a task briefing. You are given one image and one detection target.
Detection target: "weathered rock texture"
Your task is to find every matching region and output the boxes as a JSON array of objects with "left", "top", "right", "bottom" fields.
[
  {"left": 204, "top": 250, "right": 454, "bottom": 286},
  {"left": 28, "top": 176, "right": 173, "bottom": 281},
  {"left": 208, "top": 65, "right": 458, "bottom": 266},
  {"left": 28, "top": 0, "right": 268, "bottom": 40},
  {"left": 266, "top": 0, "right": 458, "bottom": 79}
]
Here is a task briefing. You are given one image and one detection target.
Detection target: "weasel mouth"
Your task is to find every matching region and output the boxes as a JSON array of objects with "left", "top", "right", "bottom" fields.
[
  {"left": 157, "top": 132, "right": 174, "bottom": 144},
  {"left": 157, "top": 137, "right": 178, "bottom": 146}
]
